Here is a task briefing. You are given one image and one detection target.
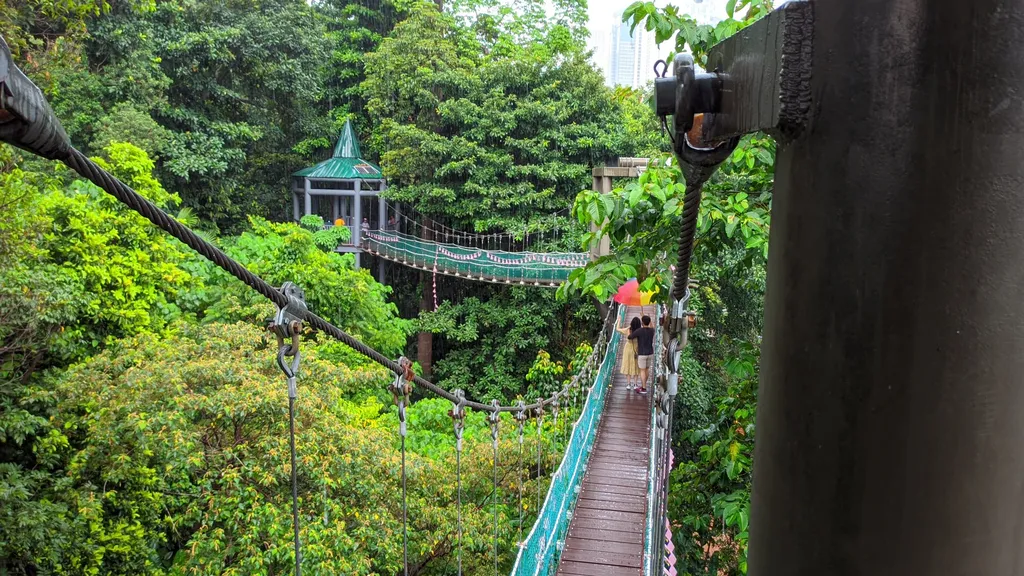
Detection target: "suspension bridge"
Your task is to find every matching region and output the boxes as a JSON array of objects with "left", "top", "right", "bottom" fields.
[
  {"left": 16, "top": 2, "right": 1012, "bottom": 574},
  {"left": 0, "top": 33, "right": 685, "bottom": 576},
  {"left": 361, "top": 230, "right": 590, "bottom": 287}
]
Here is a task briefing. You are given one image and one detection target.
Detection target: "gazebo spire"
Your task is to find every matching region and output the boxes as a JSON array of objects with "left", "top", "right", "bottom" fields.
[{"left": 332, "top": 120, "right": 361, "bottom": 159}]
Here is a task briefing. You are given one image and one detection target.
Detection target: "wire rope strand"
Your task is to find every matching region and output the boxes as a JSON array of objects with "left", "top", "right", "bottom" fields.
[
  {"left": 401, "top": 434, "right": 408, "bottom": 576},
  {"left": 518, "top": 423, "right": 524, "bottom": 545},
  {"left": 456, "top": 447, "right": 463, "bottom": 576},
  {"left": 288, "top": 395, "right": 301, "bottom": 576},
  {"left": 535, "top": 406, "right": 543, "bottom": 514}
]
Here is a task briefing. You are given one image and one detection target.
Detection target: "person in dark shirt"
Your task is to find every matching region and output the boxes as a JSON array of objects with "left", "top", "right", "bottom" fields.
[{"left": 628, "top": 315, "right": 655, "bottom": 394}]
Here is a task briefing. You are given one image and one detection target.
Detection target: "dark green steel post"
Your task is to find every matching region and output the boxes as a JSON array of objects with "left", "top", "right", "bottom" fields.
[{"left": 751, "top": 1, "right": 1024, "bottom": 574}]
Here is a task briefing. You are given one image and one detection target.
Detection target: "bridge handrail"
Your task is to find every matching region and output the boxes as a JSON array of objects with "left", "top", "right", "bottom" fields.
[
  {"left": 643, "top": 305, "right": 667, "bottom": 575},
  {"left": 362, "top": 230, "right": 587, "bottom": 286},
  {"left": 364, "top": 230, "right": 589, "bottom": 262},
  {"left": 510, "top": 305, "right": 625, "bottom": 576}
]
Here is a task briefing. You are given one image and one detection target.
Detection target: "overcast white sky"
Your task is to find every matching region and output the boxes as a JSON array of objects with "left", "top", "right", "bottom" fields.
[{"left": 584, "top": 0, "right": 731, "bottom": 76}]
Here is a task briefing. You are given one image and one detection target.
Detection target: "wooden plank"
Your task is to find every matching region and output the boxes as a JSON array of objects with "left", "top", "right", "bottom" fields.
[
  {"left": 560, "top": 548, "right": 642, "bottom": 569},
  {"left": 571, "top": 516, "right": 642, "bottom": 534},
  {"left": 579, "top": 488, "right": 647, "bottom": 504},
  {"left": 577, "top": 492, "right": 646, "bottom": 508},
  {"left": 587, "top": 459, "right": 648, "bottom": 472},
  {"left": 579, "top": 483, "right": 647, "bottom": 497},
  {"left": 573, "top": 507, "right": 645, "bottom": 523},
  {"left": 567, "top": 526, "right": 643, "bottom": 544},
  {"left": 557, "top": 560, "right": 639, "bottom": 576},
  {"left": 577, "top": 497, "right": 645, "bottom": 514},
  {"left": 563, "top": 538, "right": 640, "bottom": 555}
]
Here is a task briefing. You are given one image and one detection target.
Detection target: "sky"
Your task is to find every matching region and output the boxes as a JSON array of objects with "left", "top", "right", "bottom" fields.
[{"left": 584, "top": 0, "right": 731, "bottom": 80}]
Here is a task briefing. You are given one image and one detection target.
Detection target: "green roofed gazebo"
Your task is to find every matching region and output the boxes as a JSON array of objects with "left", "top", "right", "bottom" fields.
[{"left": 291, "top": 120, "right": 389, "bottom": 270}]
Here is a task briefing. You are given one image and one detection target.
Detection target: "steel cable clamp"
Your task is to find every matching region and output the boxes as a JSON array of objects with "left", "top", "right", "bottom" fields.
[
  {"left": 269, "top": 282, "right": 307, "bottom": 398},
  {"left": 514, "top": 400, "right": 528, "bottom": 445},
  {"left": 489, "top": 399, "right": 501, "bottom": 450},
  {"left": 449, "top": 389, "right": 467, "bottom": 452},
  {"left": 389, "top": 356, "right": 414, "bottom": 437}
]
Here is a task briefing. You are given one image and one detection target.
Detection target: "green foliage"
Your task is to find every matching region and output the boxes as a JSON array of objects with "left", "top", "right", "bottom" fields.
[
  {"left": 559, "top": 142, "right": 771, "bottom": 303},
  {"left": 301, "top": 214, "right": 353, "bottom": 252},
  {"left": 90, "top": 103, "right": 171, "bottom": 159},
  {"left": 184, "top": 216, "right": 410, "bottom": 357},
  {"left": 669, "top": 342, "right": 758, "bottom": 575},
  {"left": 300, "top": 214, "right": 326, "bottom": 231},
  {"left": 623, "top": 0, "right": 774, "bottom": 67},
  {"left": 1, "top": 322, "right": 531, "bottom": 575},
  {"left": 524, "top": 350, "right": 564, "bottom": 400},
  {"left": 418, "top": 287, "right": 596, "bottom": 403},
  {"left": 363, "top": 2, "right": 659, "bottom": 234},
  {"left": 0, "top": 143, "right": 193, "bottom": 363}
]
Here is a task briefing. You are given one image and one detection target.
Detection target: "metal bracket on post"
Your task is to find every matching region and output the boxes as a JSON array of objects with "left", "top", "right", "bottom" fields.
[{"left": 653, "top": 0, "right": 814, "bottom": 150}]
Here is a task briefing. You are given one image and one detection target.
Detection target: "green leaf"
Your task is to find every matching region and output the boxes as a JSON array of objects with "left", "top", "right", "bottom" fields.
[{"left": 628, "top": 184, "right": 644, "bottom": 207}]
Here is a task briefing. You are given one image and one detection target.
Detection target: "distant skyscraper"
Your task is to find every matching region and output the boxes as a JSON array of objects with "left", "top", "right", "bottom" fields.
[{"left": 607, "top": 12, "right": 660, "bottom": 89}]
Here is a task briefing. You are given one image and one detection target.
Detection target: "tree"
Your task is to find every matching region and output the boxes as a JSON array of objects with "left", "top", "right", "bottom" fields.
[
  {"left": 668, "top": 343, "right": 758, "bottom": 575},
  {"left": 2, "top": 321, "right": 552, "bottom": 575},
  {"left": 181, "top": 216, "right": 411, "bottom": 359},
  {"left": 0, "top": 142, "right": 197, "bottom": 575},
  {"left": 623, "top": 0, "right": 774, "bottom": 67},
  {"left": 558, "top": 142, "right": 772, "bottom": 304},
  {"left": 363, "top": 2, "right": 659, "bottom": 233}
]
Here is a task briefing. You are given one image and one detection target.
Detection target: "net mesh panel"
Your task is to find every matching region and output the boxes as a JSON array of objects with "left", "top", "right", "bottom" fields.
[
  {"left": 362, "top": 231, "right": 589, "bottom": 285},
  {"left": 510, "top": 306, "right": 625, "bottom": 576}
]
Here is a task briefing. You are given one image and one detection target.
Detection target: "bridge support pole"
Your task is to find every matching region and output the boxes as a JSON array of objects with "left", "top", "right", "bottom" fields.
[{"left": 752, "top": 1, "right": 1024, "bottom": 575}]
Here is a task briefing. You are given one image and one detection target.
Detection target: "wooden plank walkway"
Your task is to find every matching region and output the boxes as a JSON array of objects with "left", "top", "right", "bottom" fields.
[{"left": 557, "top": 306, "right": 652, "bottom": 576}]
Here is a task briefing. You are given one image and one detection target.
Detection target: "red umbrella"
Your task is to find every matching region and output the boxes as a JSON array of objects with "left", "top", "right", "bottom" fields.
[{"left": 613, "top": 278, "right": 656, "bottom": 307}]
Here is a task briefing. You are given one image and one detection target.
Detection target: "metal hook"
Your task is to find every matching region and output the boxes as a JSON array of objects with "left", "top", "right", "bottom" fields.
[
  {"left": 277, "top": 343, "right": 301, "bottom": 379},
  {"left": 653, "top": 59, "right": 668, "bottom": 78}
]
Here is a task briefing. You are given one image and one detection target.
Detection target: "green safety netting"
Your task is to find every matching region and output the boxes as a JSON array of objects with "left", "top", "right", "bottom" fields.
[
  {"left": 643, "top": 307, "right": 665, "bottom": 575},
  {"left": 510, "top": 306, "right": 625, "bottom": 576},
  {"left": 361, "top": 230, "right": 589, "bottom": 286}
]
